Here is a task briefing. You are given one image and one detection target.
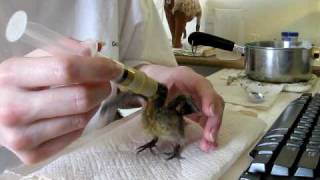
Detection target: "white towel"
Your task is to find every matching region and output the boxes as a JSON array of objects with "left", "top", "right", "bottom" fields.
[
  {"left": 1, "top": 110, "right": 266, "bottom": 180},
  {"left": 208, "top": 69, "right": 319, "bottom": 110},
  {"left": 208, "top": 69, "right": 284, "bottom": 109}
]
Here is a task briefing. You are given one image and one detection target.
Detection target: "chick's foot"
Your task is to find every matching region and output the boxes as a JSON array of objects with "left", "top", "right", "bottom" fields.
[
  {"left": 137, "top": 137, "right": 159, "bottom": 155},
  {"left": 164, "top": 144, "right": 184, "bottom": 160}
]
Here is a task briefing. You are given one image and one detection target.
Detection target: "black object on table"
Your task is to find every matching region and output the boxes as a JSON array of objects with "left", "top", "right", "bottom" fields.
[{"left": 240, "top": 93, "right": 320, "bottom": 180}]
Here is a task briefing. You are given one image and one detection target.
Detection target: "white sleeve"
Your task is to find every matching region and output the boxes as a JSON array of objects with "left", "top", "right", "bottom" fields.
[{"left": 119, "top": 0, "right": 177, "bottom": 67}]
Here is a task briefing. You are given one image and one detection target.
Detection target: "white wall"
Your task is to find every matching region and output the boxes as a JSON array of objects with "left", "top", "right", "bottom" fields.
[{"left": 154, "top": 0, "right": 320, "bottom": 45}]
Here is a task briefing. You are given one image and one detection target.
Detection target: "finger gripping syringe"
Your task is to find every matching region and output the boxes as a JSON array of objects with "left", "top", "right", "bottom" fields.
[{"left": 6, "top": 11, "right": 167, "bottom": 98}]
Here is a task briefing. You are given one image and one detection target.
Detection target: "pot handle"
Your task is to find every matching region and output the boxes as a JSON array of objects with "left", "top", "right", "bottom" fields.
[
  {"left": 312, "top": 47, "right": 320, "bottom": 60},
  {"left": 188, "top": 32, "right": 235, "bottom": 51}
]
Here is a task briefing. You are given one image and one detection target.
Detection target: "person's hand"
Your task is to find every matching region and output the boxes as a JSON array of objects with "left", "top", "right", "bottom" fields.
[
  {"left": 139, "top": 65, "right": 224, "bottom": 152},
  {"left": 0, "top": 42, "right": 122, "bottom": 164}
]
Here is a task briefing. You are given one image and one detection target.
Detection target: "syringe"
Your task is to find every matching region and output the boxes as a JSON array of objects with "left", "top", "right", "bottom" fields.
[{"left": 6, "top": 11, "right": 167, "bottom": 98}]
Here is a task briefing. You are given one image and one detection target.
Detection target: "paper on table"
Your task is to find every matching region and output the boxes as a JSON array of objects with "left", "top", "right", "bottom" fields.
[
  {"left": 1, "top": 110, "right": 266, "bottom": 180},
  {"left": 207, "top": 69, "right": 284, "bottom": 109}
]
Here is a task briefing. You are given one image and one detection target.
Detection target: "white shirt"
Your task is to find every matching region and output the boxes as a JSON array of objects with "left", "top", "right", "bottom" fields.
[{"left": 0, "top": 0, "right": 177, "bottom": 132}]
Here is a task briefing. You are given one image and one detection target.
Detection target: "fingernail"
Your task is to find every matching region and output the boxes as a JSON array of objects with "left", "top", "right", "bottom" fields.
[
  {"left": 200, "top": 138, "right": 218, "bottom": 152},
  {"left": 200, "top": 139, "right": 209, "bottom": 152},
  {"left": 206, "top": 103, "right": 214, "bottom": 116},
  {"left": 204, "top": 129, "right": 215, "bottom": 142}
]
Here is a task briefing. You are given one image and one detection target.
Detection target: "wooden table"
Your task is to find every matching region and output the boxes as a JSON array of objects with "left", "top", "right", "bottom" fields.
[{"left": 175, "top": 55, "right": 320, "bottom": 76}]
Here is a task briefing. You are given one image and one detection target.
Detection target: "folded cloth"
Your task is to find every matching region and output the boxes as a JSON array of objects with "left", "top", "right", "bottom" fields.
[
  {"left": 208, "top": 69, "right": 284, "bottom": 109},
  {"left": 282, "top": 74, "right": 318, "bottom": 93},
  {"left": 1, "top": 110, "right": 266, "bottom": 180}
]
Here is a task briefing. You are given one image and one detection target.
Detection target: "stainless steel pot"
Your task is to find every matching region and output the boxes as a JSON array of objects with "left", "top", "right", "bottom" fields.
[{"left": 188, "top": 32, "right": 314, "bottom": 83}]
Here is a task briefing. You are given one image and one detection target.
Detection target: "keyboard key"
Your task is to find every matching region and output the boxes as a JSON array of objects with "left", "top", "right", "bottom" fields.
[
  {"left": 307, "top": 103, "right": 318, "bottom": 108},
  {"left": 299, "top": 118, "right": 314, "bottom": 124},
  {"left": 312, "top": 102, "right": 320, "bottom": 107},
  {"left": 269, "top": 102, "right": 306, "bottom": 132},
  {"left": 308, "top": 141, "right": 320, "bottom": 146},
  {"left": 294, "top": 150, "right": 320, "bottom": 178},
  {"left": 312, "top": 131, "right": 320, "bottom": 137},
  {"left": 302, "top": 113, "right": 316, "bottom": 120},
  {"left": 240, "top": 171, "right": 262, "bottom": 180},
  {"left": 297, "top": 122, "right": 312, "bottom": 129},
  {"left": 269, "top": 129, "right": 288, "bottom": 135},
  {"left": 262, "top": 136, "right": 284, "bottom": 143},
  {"left": 306, "top": 144, "right": 320, "bottom": 152},
  {"left": 266, "top": 176, "right": 314, "bottom": 180},
  {"left": 286, "top": 139, "right": 304, "bottom": 148},
  {"left": 306, "top": 148, "right": 320, "bottom": 153},
  {"left": 251, "top": 144, "right": 278, "bottom": 157},
  {"left": 293, "top": 128, "right": 309, "bottom": 135},
  {"left": 249, "top": 154, "right": 273, "bottom": 173},
  {"left": 296, "top": 94, "right": 311, "bottom": 104},
  {"left": 313, "top": 129, "right": 320, "bottom": 134},
  {"left": 271, "top": 146, "right": 301, "bottom": 176},
  {"left": 290, "top": 133, "right": 306, "bottom": 141},
  {"left": 305, "top": 109, "right": 318, "bottom": 114},
  {"left": 251, "top": 136, "right": 286, "bottom": 157},
  {"left": 310, "top": 136, "right": 320, "bottom": 143},
  {"left": 300, "top": 118, "right": 315, "bottom": 124},
  {"left": 265, "top": 133, "right": 285, "bottom": 139},
  {"left": 296, "top": 125, "right": 310, "bottom": 131},
  {"left": 257, "top": 141, "right": 279, "bottom": 147}
]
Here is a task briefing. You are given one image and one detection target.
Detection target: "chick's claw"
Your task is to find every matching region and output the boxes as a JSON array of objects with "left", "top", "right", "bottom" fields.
[
  {"left": 164, "top": 144, "right": 184, "bottom": 160},
  {"left": 137, "top": 137, "right": 159, "bottom": 155}
]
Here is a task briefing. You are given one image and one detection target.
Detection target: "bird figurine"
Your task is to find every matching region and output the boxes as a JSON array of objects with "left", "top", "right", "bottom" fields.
[
  {"left": 164, "top": 0, "right": 202, "bottom": 48},
  {"left": 100, "top": 84, "right": 199, "bottom": 160}
]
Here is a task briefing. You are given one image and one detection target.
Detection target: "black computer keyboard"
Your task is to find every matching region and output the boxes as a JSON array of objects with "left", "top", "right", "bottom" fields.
[{"left": 240, "top": 93, "right": 320, "bottom": 180}]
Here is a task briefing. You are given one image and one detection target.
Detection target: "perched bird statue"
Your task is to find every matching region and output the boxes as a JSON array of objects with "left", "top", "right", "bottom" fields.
[
  {"left": 164, "top": 0, "right": 202, "bottom": 48},
  {"left": 100, "top": 84, "right": 199, "bottom": 160}
]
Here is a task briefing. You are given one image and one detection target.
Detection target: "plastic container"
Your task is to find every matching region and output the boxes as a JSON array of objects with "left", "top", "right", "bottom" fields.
[{"left": 281, "top": 32, "right": 299, "bottom": 42}]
